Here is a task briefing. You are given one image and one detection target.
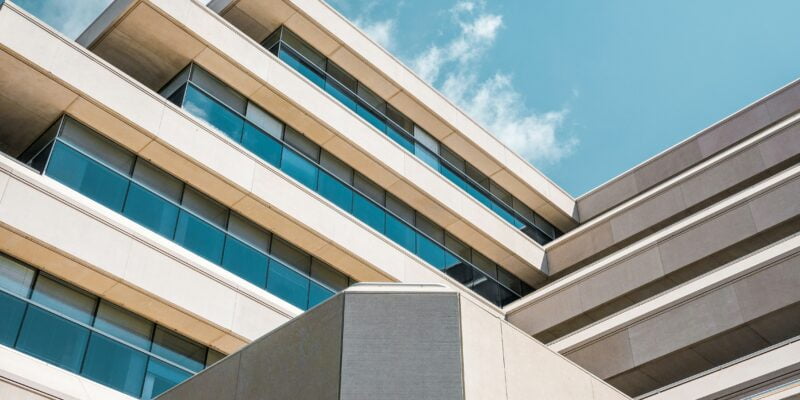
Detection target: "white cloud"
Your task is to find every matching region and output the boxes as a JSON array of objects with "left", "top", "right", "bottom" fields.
[
  {"left": 410, "top": 1, "right": 576, "bottom": 166},
  {"left": 354, "top": 18, "right": 396, "bottom": 50}
]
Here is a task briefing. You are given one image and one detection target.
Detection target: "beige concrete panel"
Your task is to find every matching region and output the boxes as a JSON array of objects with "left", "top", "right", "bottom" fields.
[
  {"left": 123, "top": 240, "right": 238, "bottom": 332},
  {"left": 609, "top": 186, "right": 687, "bottom": 241},
  {"left": 231, "top": 293, "right": 293, "bottom": 341},
  {"left": 210, "top": 334, "right": 249, "bottom": 355},
  {"left": 679, "top": 144, "right": 767, "bottom": 208},
  {"left": 748, "top": 177, "right": 800, "bottom": 232},
  {"left": 566, "top": 331, "right": 634, "bottom": 379},
  {"left": 697, "top": 103, "right": 771, "bottom": 158},
  {"left": 156, "top": 107, "right": 256, "bottom": 194},
  {"left": 548, "top": 221, "right": 614, "bottom": 275},
  {"left": 758, "top": 122, "right": 800, "bottom": 167},
  {"left": 0, "top": 178, "right": 133, "bottom": 279},
  {"left": 578, "top": 173, "right": 640, "bottom": 222},
  {"left": 636, "top": 348, "right": 713, "bottom": 389},
  {"left": 459, "top": 296, "right": 507, "bottom": 400},
  {"left": 578, "top": 246, "right": 665, "bottom": 313},
  {"left": 657, "top": 204, "right": 757, "bottom": 274},
  {"left": 507, "top": 284, "right": 583, "bottom": 336},
  {"left": 220, "top": 4, "right": 271, "bottom": 42},
  {"left": 66, "top": 97, "right": 153, "bottom": 153},
  {"left": 0, "top": 51, "right": 77, "bottom": 157},
  {"left": 732, "top": 253, "right": 800, "bottom": 322},
  {"left": 634, "top": 140, "right": 703, "bottom": 192},
  {"left": 234, "top": 0, "right": 295, "bottom": 38},
  {"left": 139, "top": 140, "right": 246, "bottom": 207},
  {"left": 764, "top": 80, "right": 800, "bottom": 121},
  {"left": 194, "top": 47, "right": 262, "bottom": 98},
  {"left": 284, "top": 12, "right": 340, "bottom": 56},
  {"left": 91, "top": 3, "right": 205, "bottom": 90},
  {"left": 501, "top": 323, "right": 597, "bottom": 400},
  {"left": 628, "top": 285, "right": 745, "bottom": 366},
  {"left": 328, "top": 46, "right": 399, "bottom": 99}
]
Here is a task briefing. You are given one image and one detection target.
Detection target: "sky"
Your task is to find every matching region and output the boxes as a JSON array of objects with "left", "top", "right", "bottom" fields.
[
  {"left": 329, "top": 0, "right": 800, "bottom": 195},
  {"left": 15, "top": 0, "right": 800, "bottom": 195}
]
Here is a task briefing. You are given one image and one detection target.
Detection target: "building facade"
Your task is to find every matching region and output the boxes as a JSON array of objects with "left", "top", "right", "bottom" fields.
[{"left": 0, "top": 0, "right": 797, "bottom": 398}]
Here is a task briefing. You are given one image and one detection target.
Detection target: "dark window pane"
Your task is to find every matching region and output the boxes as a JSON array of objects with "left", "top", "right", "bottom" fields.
[
  {"left": 385, "top": 214, "right": 415, "bottom": 253},
  {"left": 280, "top": 29, "right": 326, "bottom": 70},
  {"left": 132, "top": 159, "right": 183, "bottom": 203},
  {"left": 471, "top": 252, "right": 497, "bottom": 279},
  {"left": 141, "top": 358, "right": 192, "bottom": 400},
  {"left": 465, "top": 183, "right": 493, "bottom": 208},
  {"left": 183, "top": 85, "right": 245, "bottom": 142},
  {"left": 93, "top": 301, "right": 154, "bottom": 351},
  {"left": 123, "top": 182, "right": 180, "bottom": 239},
  {"left": 284, "top": 126, "right": 320, "bottom": 161},
  {"left": 0, "top": 255, "right": 35, "bottom": 297},
  {"left": 46, "top": 142, "right": 129, "bottom": 212},
  {"left": 58, "top": 118, "right": 135, "bottom": 176},
  {"left": 16, "top": 306, "right": 90, "bottom": 373},
  {"left": 308, "top": 281, "right": 334, "bottom": 309},
  {"left": 441, "top": 164, "right": 469, "bottom": 191},
  {"left": 270, "top": 237, "right": 311, "bottom": 274},
  {"left": 81, "top": 333, "right": 148, "bottom": 397},
  {"left": 221, "top": 236, "right": 269, "bottom": 288},
  {"left": 472, "top": 278, "right": 500, "bottom": 307},
  {"left": 353, "top": 173, "right": 385, "bottom": 205},
  {"left": 386, "top": 126, "right": 414, "bottom": 153},
  {"left": 206, "top": 349, "right": 225, "bottom": 367},
  {"left": 320, "top": 150, "right": 352, "bottom": 184},
  {"left": 266, "top": 259, "right": 309, "bottom": 310},
  {"left": 491, "top": 202, "right": 518, "bottom": 226},
  {"left": 416, "top": 235, "right": 446, "bottom": 270},
  {"left": 356, "top": 104, "right": 387, "bottom": 132},
  {"left": 0, "top": 291, "right": 26, "bottom": 346},
  {"left": 189, "top": 66, "right": 247, "bottom": 114},
  {"left": 325, "top": 79, "right": 358, "bottom": 112},
  {"left": 440, "top": 146, "right": 465, "bottom": 173},
  {"left": 159, "top": 65, "right": 190, "bottom": 100},
  {"left": 444, "top": 234, "right": 470, "bottom": 261},
  {"left": 497, "top": 285, "right": 518, "bottom": 307},
  {"left": 318, "top": 171, "right": 353, "bottom": 212},
  {"left": 280, "top": 147, "right": 319, "bottom": 189},
  {"left": 181, "top": 187, "right": 229, "bottom": 229},
  {"left": 444, "top": 259, "right": 473, "bottom": 287},
  {"left": 227, "top": 213, "right": 271, "bottom": 252},
  {"left": 174, "top": 210, "right": 226, "bottom": 264},
  {"left": 385, "top": 104, "right": 413, "bottom": 133},
  {"left": 497, "top": 268, "right": 522, "bottom": 296},
  {"left": 151, "top": 327, "right": 206, "bottom": 373},
  {"left": 353, "top": 193, "right": 385, "bottom": 233},
  {"left": 326, "top": 62, "right": 357, "bottom": 92},
  {"left": 242, "top": 123, "right": 283, "bottom": 167},
  {"left": 357, "top": 84, "right": 385, "bottom": 114},
  {"left": 30, "top": 275, "right": 96, "bottom": 325},
  {"left": 465, "top": 164, "right": 490, "bottom": 189},
  {"left": 415, "top": 214, "right": 443, "bottom": 244},
  {"left": 385, "top": 194, "right": 414, "bottom": 225},
  {"left": 279, "top": 49, "right": 326, "bottom": 87},
  {"left": 310, "top": 259, "right": 347, "bottom": 291}
]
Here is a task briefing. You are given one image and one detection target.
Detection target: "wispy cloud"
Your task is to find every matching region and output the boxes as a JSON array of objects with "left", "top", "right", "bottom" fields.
[
  {"left": 410, "top": 0, "right": 576, "bottom": 166},
  {"left": 354, "top": 17, "right": 396, "bottom": 50}
]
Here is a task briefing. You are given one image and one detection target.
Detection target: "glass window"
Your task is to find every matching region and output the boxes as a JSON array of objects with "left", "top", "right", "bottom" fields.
[
  {"left": 353, "top": 193, "right": 386, "bottom": 233},
  {"left": 310, "top": 259, "right": 348, "bottom": 291},
  {"left": 386, "top": 125, "right": 415, "bottom": 153},
  {"left": 444, "top": 233, "right": 470, "bottom": 261},
  {"left": 318, "top": 170, "right": 353, "bottom": 212},
  {"left": 227, "top": 213, "right": 271, "bottom": 251},
  {"left": 132, "top": 159, "right": 183, "bottom": 203},
  {"left": 122, "top": 182, "right": 180, "bottom": 239},
  {"left": 93, "top": 301, "right": 153, "bottom": 351},
  {"left": 270, "top": 237, "right": 311, "bottom": 274},
  {"left": 415, "top": 214, "right": 443, "bottom": 244},
  {"left": 385, "top": 214, "right": 415, "bottom": 253},
  {"left": 324, "top": 78, "right": 359, "bottom": 111},
  {"left": 280, "top": 144, "right": 319, "bottom": 190},
  {"left": 385, "top": 194, "right": 414, "bottom": 225},
  {"left": 181, "top": 186, "right": 229, "bottom": 230},
  {"left": 46, "top": 142, "right": 130, "bottom": 212},
  {"left": 183, "top": 85, "right": 245, "bottom": 142},
  {"left": 142, "top": 358, "right": 192, "bottom": 400},
  {"left": 174, "top": 210, "right": 226, "bottom": 264},
  {"left": 283, "top": 126, "right": 320, "bottom": 161},
  {"left": 357, "top": 83, "right": 385, "bottom": 114},
  {"left": 320, "top": 150, "right": 352, "bottom": 184},
  {"left": 242, "top": 123, "right": 283, "bottom": 167},
  {"left": 0, "top": 255, "right": 35, "bottom": 297},
  {"left": 279, "top": 49, "right": 326, "bottom": 87},
  {"left": 413, "top": 125, "right": 439, "bottom": 154},
  {"left": 416, "top": 235, "right": 446, "bottom": 270},
  {"left": 151, "top": 327, "right": 206, "bottom": 373},
  {"left": 261, "top": 27, "right": 282, "bottom": 53},
  {"left": 497, "top": 267, "right": 522, "bottom": 296},
  {"left": 158, "top": 65, "right": 190, "bottom": 100},
  {"left": 470, "top": 251, "right": 497, "bottom": 279},
  {"left": 30, "top": 275, "right": 96, "bottom": 325},
  {"left": 512, "top": 198, "right": 535, "bottom": 224},
  {"left": 465, "top": 164, "right": 490, "bottom": 190},
  {"left": 326, "top": 62, "right": 357, "bottom": 93},
  {"left": 440, "top": 146, "right": 465, "bottom": 173},
  {"left": 281, "top": 28, "right": 326, "bottom": 70},
  {"left": 386, "top": 104, "right": 413, "bottom": 133},
  {"left": 356, "top": 104, "right": 387, "bottom": 132},
  {"left": 414, "top": 142, "right": 440, "bottom": 171},
  {"left": 0, "top": 291, "right": 27, "bottom": 346},
  {"left": 189, "top": 66, "right": 247, "bottom": 115},
  {"left": 81, "top": 333, "right": 148, "bottom": 397},
  {"left": 206, "top": 349, "right": 225, "bottom": 367},
  {"left": 308, "top": 282, "right": 334, "bottom": 309},
  {"left": 222, "top": 236, "right": 269, "bottom": 288},
  {"left": 58, "top": 118, "right": 135, "bottom": 176},
  {"left": 20, "top": 118, "right": 60, "bottom": 170},
  {"left": 266, "top": 259, "right": 309, "bottom": 310},
  {"left": 489, "top": 181, "right": 513, "bottom": 206},
  {"left": 16, "top": 305, "right": 90, "bottom": 373},
  {"left": 245, "top": 103, "right": 284, "bottom": 139},
  {"left": 353, "top": 172, "right": 385, "bottom": 205}
]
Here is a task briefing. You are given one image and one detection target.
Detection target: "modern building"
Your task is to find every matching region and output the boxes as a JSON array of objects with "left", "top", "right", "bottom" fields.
[{"left": 0, "top": 0, "right": 797, "bottom": 398}]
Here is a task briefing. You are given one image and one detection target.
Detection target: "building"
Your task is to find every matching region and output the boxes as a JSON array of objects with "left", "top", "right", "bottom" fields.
[{"left": 0, "top": 0, "right": 797, "bottom": 398}]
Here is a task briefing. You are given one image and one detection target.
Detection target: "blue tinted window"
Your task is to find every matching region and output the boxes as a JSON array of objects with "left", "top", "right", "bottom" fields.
[
  {"left": 386, "top": 214, "right": 415, "bottom": 252},
  {"left": 352, "top": 193, "right": 385, "bottom": 233},
  {"left": 441, "top": 165, "right": 469, "bottom": 191},
  {"left": 221, "top": 236, "right": 269, "bottom": 288},
  {"left": 416, "top": 235, "right": 446, "bottom": 270},
  {"left": 280, "top": 148, "right": 318, "bottom": 189},
  {"left": 242, "top": 123, "right": 282, "bottom": 167},
  {"left": 308, "top": 282, "right": 334, "bottom": 309},
  {"left": 324, "top": 81, "right": 358, "bottom": 111},
  {"left": 491, "top": 202, "right": 518, "bottom": 226},
  {"left": 356, "top": 105, "right": 387, "bottom": 132},
  {"left": 151, "top": 327, "right": 206, "bottom": 373},
  {"left": 174, "top": 211, "right": 226, "bottom": 264},
  {"left": 386, "top": 126, "right": 414, "bottom": 153},
  {"left": 30, "top": 275, "right": 96, "bottom": 325},
  {"left": 0, "top": 256, "right": 35, "bottom": 297},
  {"left": 81, "top": 333, "right": 148, "bottom": 397},
  {"left": 93, "top": 301, "right": 153, "bottom": 351},
  {"left": 16, "top": 306, "right": 90, "bottom": 373},
  {"left": 123, "top": 183, "right": 180, "bottom": 239},
  {"left": 0, "top": 291, "right": 26, "bottom": 346},
  {"left": 414, "top": 144, "right": 441, "bottom": 171},
  {"left": 465, "top": 184, "right": 493, "bottom": 208},
  {"left": 46, "top": 142, "right": 129, "bottom": 212},
  {"left": 266, "top": 260, "right": 309, "bottom": 310},
  {"left": 278, "top": 50, "right": 326, "bottom": 88},
  {"left": 142, "top": 358, "right": 192, "bottom": 400},
  {"left": 184, "top": 85, "right": 245, "bottom": 142},
  {"left": 318, "top": 171, "right": 353, "bottom": 211}
]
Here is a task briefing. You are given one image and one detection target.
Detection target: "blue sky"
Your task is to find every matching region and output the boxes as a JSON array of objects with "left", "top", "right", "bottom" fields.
[
  {"left": 17, "top": 0, "right": 800, "bottom": 195},
  {"left": 330, "top": 0, "right": 800, "bottom": 195}
]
